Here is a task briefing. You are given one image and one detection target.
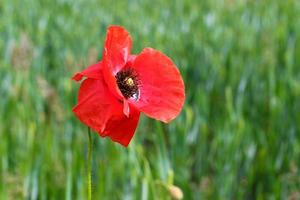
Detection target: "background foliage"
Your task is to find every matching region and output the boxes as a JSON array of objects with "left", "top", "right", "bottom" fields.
[{"left": 0, "top": 0, "right": 300, "bottom": 199}]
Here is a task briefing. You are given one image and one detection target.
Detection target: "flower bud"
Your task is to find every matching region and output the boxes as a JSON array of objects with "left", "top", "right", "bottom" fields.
[{"left": 168, "top": 185, "right": 183, "bottom": 200}]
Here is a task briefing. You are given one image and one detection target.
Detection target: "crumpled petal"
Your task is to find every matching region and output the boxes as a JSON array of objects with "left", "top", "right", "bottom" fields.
[
  {"left": 72, "top": 78, "right": 140, "bottom": 146},
  {"left": 103, "top": 25, "right": 132, "bottom": 74},
  {"left": 72, "top": 61, "right": 103, "bottom": 81},
  {"left": 102, "top": 25, "right": 132, "bottom": 100},
  {"left": 72, "top": 78, "right": 116, "bottom": 133},
  {"left": 130, "top": 48, "right": 185, "bottom": 123},
  {"left": 103, "top": 103, "right": 140, "bottom": 146}
]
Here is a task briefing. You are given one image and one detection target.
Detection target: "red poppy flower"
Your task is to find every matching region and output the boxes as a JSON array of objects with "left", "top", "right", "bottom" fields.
[{"left": 72, "top": 25, "right": 185, "bottom": 146}]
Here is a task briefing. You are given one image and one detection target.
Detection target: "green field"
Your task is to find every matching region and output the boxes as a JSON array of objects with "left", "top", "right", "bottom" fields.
[{"left": 1, "top": 0, "right": 300, "bottom": 199}]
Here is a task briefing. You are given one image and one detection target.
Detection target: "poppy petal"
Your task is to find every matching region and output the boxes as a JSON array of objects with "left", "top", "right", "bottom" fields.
[
  {"left": 103, "top": 104, "right": 140, "bottom": 147},
  {"left": 72, "top": 61, "right": 103, "bottom": 81},
  {"left": 72, "top": 78, "right": 116, "bottom": 133},
  {"left": 103, "top": 25, "right": 132, "bottom": 74},
  {"left": 102, "top": 64, "right": 123, "bottom": 100},
  {"left": 131, "top": 48, "right": 185, "bottom": 123},
  {"left": 102, "top": 25, "right": 132, "bottom": 100}
]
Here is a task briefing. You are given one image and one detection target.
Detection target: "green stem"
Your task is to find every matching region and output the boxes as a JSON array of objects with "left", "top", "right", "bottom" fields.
[{"left": 87, "top": 127, "right": 92, "bottom": 200}]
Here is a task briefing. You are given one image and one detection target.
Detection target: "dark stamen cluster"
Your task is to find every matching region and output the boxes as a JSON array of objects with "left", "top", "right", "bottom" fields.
[{"left": 115, "top": 68, "right": 139, "bottom": 100}]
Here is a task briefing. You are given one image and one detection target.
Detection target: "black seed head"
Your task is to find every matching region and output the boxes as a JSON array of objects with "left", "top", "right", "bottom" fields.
[{"left": 115, "top": 68, "right": 140, "bottom": 100}]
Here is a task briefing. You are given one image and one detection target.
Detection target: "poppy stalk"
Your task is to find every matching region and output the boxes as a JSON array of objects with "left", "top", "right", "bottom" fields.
[{"left": 87, "top": 127, "right": 92, "bottom": 200}]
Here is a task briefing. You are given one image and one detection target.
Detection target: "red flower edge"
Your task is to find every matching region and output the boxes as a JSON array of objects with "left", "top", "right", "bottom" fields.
[{"left": 72, "top": 25, "right": 185, "bottom": 146}]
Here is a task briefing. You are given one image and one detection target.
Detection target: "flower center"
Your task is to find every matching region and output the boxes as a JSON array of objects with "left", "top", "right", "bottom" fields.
[
  {"left": 115, "top": 68, "right": 139, "bottom": 100},
  {"left": 125, "top": 77, "right": 134, "bottom": 86}
]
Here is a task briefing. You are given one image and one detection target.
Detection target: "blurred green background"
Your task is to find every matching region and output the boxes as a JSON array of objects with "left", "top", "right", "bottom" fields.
[{"left": 1, "top": 0, "right": 300, "bottom": 199}]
